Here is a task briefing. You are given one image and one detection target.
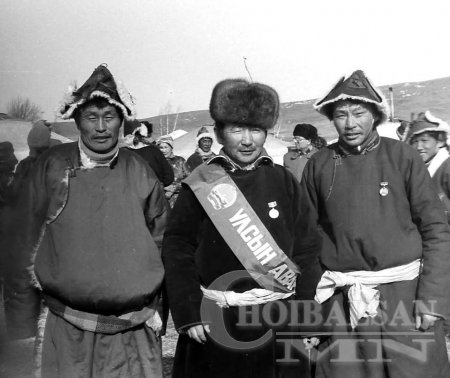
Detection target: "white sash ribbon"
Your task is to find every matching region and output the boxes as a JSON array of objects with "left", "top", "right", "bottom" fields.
[
  {"left": 201, "top": 286, "right": 293, "bottom": 308},
  {"left": 315, "top": 259, "right": 421, "bottom": 329}
]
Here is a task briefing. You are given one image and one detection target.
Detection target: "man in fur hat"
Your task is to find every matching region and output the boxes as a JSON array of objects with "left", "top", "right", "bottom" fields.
[
  {"left": 186, "top": 125, "right": 216, "bottom": 171},
  {"left": 163, "top": 78, "right": 322, "bottom": 377},
  {"left": 303, "top": 70, "right": 450, "bottom": 377},
  {"left": 6, "top": 64, "right": 168, "bottom": 378}
]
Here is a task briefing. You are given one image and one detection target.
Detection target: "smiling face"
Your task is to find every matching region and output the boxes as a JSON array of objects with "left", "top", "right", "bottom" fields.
[
  {"left": 215, "top": 124, "right": 267, "bottom": 166},
  {"left": 75, "top": 101, "right": 122, "bottom": 153},
  {"left": 410, "top": 131, "right": 444, "bottom": 163},
  {"left": 198, "top": 137, "right": 213, "bottom": 153},
  {"left": 332, "top": 100, "right": 379, "bottom": 148}
]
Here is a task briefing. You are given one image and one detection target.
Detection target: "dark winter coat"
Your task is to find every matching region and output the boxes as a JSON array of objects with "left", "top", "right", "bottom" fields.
[
  {"left": 431, "top": 155, "right": 450, "bottom": 223},
  {"left": 302, "top": 135, "right": 450, "bottom": 377},
  {"left": 128, "top": 144, "right": 174, "bottom": 186},
  {"left": 163, "top": 153, "right": 322, "bottom": 377},
  {"left": 5, "top": 143, "right": 167, "bottom": 335}
]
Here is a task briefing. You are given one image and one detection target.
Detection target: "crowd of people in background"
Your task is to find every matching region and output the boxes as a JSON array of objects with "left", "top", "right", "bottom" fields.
[{"left": 0, "top": 65, "right": 450, "bottom": 378}]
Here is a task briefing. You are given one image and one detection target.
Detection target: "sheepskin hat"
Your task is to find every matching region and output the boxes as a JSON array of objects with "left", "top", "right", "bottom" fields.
[
  {"left": 157, "top": 135, "right": 174, "bottom": 149},
  {"left": 27, "top": 121, "right": 51, "bottom": 148},
  {"left": 293, "top": 123, "right": 318, "bottom": 140},
  {"left": 405, "top": 111, "right": 450, "bottom": 144},
  {"left": 209, "top": 78, "right": 279, "bottom": 130},
  {"left": 314, "top": 70, "right": 390, "bottom": 125},
  {"left": 57, "top": 64, "right": 136, "bottom": 121},
  {"left": 196, "top": 126, "right": 214, "bottom": 143}
]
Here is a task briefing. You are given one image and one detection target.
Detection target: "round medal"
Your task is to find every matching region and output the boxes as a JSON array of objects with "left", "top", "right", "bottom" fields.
[
  {"left": 379, "top": 187, "right": 388, "bottom": 196},
  {"left": 269, "top": 208, "right": 279, "bottom": 219}
]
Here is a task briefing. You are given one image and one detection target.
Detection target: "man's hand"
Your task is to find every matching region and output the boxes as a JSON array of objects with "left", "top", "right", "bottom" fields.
[
  {"left": 415, "top": 314, "right": 440, "bottom": 331},
  {"left": 186, "top": 324, "right": 210, "bottom": 344}
]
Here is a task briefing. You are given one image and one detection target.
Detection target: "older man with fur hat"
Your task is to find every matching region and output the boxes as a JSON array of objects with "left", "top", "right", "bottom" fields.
[
  {"left": 186, "top": 125, "right": 216, "bottom": 171},
  {"left": 163, "top": 78, "right": 322, "bottom": 377},
  {"left": 6, "top": 64, "right": 168, "bottom": 378},
  {"left": 302, "top": 70, "right": 450, "bottom": 377},
  {"left": 283, "top": 123, "right": 325, "bottom": 182}
]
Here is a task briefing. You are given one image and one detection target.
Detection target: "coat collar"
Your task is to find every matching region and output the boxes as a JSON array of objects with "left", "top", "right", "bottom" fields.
[{"left": 207, "top": 149, "right": 273, "bottom": 172}]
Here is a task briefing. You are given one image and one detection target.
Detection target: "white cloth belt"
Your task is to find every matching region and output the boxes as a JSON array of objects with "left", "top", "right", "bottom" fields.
[
  {"left": 315, "top": 259, "right": 422, "bottom": 329},
  {"left": 201, "top": 286, "right": 293, "bottom": 308}
]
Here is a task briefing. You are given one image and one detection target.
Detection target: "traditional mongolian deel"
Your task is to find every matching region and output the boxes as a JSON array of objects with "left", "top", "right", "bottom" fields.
[
  {"left": 163, "top": 151, "right": 322, "bottom": 378},
  {"left": 187, "top": 163, "right": 300, "bottom": 293}
]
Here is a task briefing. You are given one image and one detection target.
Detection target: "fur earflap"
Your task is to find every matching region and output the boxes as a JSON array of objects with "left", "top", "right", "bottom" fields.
[
  {"left": 209, "top": 78, "right": 279, "bottom": 130},
  {"left": 314, "top": 70, "right": 390, "bottom": 125}
]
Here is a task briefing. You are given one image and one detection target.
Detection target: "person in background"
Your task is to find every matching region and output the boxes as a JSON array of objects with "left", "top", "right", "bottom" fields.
[
  {"left": 157, "top": 135, "right": 190, "bottom": 208},
  {"left": 12, "top": 120, "right": 52, "bottom": 195},
  {"left": 0, "top": 142, "right": 17, "bottom": 207},
  {"left": 406, "top": 111, "right": 450, "bottom": 221},
  {"left": 283, "top": 123, "right": 325, "bottom": 182},
  {"left": 5, "top": 64, "right": 168, "bottom": 378},
  {"left": 0, "top": 141, "right": 18, "bottom": 310},
  {"left": 186, "top": 126, "right": 216, "bottom": 171},
  {"left": 126, "top": 121, "right": 174, "bottom": 187},
  {"left": 303, "top": 69, "right": 450, "bottom": 377},
  {"left": 163, "top": 78, "right": 322, "bottom": 377}
]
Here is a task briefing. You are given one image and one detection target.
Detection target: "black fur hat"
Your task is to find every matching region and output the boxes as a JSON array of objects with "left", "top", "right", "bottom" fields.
[{"left": 209, "top": 79, "right": 279, "bottom": 130}]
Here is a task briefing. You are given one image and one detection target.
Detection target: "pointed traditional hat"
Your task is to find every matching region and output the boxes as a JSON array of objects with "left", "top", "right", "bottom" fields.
[
  {"left": 196, "top": 126, "right": 214, "bottom": 142},
  {"left": 57, "top": 64, "right": 136, "bottom": 120},
  {"left": 405, "top": 111, "right": 450, "bottom": 143},
  {"left": 314, "top": 70, "right": 390, "bottom": 124}
]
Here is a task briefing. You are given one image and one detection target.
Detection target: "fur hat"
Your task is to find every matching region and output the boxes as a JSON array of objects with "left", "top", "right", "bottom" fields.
[
  {"left": 57, "top": 64, "right": 136, "bottom": 121},
  {"left": 27, "top": 121, "right": 51, "bottom": 148},
  {"left": 405, "top": 111, "right": 450, "bottom": 144},
  {"left": 157, "top": 135, "right": 174, "bottom": 149},
  {"left": 293, "top": 123, "right": 318, "bottom": 140},
  {"left": 314, "top": 70, "right": 390, "bottom": 124},
  {"left": 209, "top": 78, "right": 279, "bottom": 130},
  {"left": 196, "top": 126, "right": 214, "bottom": 143}
]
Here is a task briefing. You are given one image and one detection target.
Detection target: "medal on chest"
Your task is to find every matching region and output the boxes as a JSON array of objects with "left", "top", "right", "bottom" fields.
[
  {"left": 268, "top": 201, "right": 279, "bottom": 219},
  {"left": 379, "top": 182, "right": 389, "bottom": 197}
]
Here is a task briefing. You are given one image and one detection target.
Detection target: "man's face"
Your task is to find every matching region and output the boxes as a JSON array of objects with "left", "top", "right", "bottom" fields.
[
  {"left": 76, "top": 104, "right": 122, "bottom": 153},
  {"left": 332, "top": 101, "right": 378, "bottom": 148},
  {"left": 410, "top": 132, "right": 443, "bottom": 163},
  {"left": 198, "top": 137, "right": 213, "bottom": 153},
  {"left": 215, "top": 124, "right": 267, "bottom": 166},
  {"left": 294, "top": 136, "right": 311, "bottom": 153}
]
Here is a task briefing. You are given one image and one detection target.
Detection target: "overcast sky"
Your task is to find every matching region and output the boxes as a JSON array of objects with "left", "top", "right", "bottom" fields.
[{"left": 1, "top": 0, "right": 449, "bottom": 120}]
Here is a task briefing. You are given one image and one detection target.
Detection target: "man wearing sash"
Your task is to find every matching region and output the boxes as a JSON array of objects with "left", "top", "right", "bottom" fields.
[
  {"left": 163, "top": 78, "right": 322, "bottom": 377},
  {"left": 303, "top": 70, "right": 450, "bottom": 377},
  {"left": 5, "top": 65, "right": 167, "bottom": 377}
]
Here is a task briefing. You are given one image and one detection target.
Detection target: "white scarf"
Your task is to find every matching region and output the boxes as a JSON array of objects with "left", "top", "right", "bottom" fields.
[
  {"left": 427, "top": 148, "right": 450, "bottom": 178},
  {"left": 315, "top": 259, "right": 421, "bottom": 329}
]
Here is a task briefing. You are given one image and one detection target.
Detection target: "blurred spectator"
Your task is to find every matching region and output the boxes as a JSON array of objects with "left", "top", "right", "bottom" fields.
[
  {"left": 157, "top": 135, "right": 190, "bottom": 208},
  {"left": 406, "top": 111, "right": 450, "bottom": 222},
  {"left": 186, "top": 126, "right": 216, "bottom": 171},
  {"left": 126, "top": 122, "right": 174, "bottom": 186},
  {"left": 0, "top": 142, "right": 17, "bottom": 205},
  {"left": 12, "top": 120, "right": 52, "bottom": 195},
  {"left": 283, "top": 123, "right": 325, "bottom": 182}
]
